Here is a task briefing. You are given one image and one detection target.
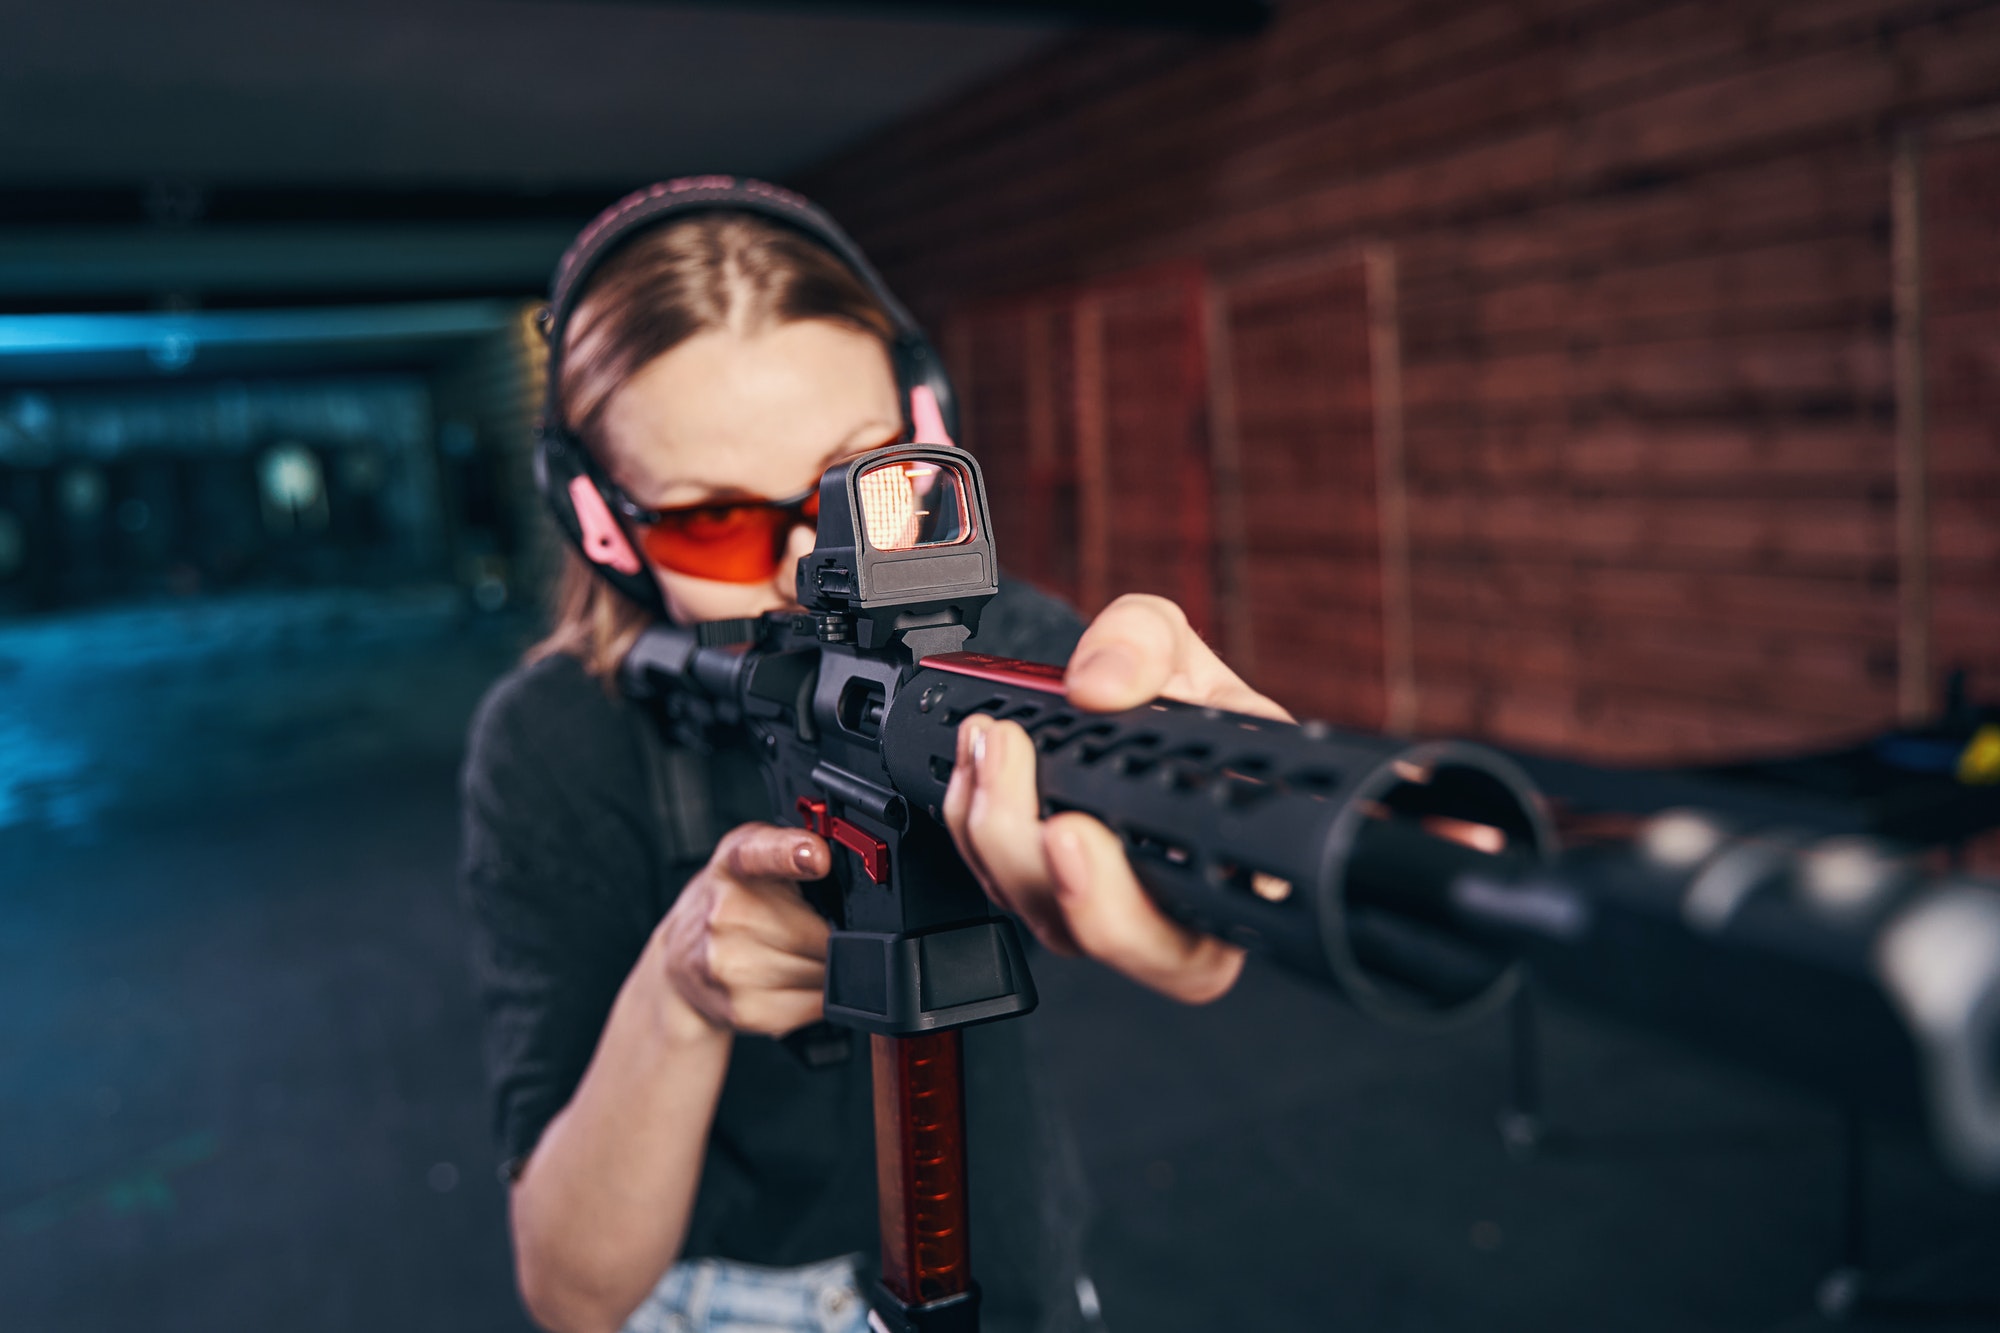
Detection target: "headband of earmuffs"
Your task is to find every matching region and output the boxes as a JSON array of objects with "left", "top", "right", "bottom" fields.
[{"left": 532, "top": 175, "right": 959, "bottom": 618}]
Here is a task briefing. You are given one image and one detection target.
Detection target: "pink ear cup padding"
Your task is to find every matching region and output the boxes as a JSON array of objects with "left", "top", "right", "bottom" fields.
[
  {"left": 567, "top": 475, "right": 644, "bottom": 576},
  {"left": 910, "top": 385, "right": 955, "bottom": 447}
]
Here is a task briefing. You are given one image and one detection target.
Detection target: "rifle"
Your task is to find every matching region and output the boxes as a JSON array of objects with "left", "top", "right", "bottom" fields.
[{"left": 620, "top": 443, "right": 2000, "bottom": 1333}]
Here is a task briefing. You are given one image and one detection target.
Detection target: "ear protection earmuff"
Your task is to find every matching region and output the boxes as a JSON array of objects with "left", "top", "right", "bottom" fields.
[{"left": 532, "top": 175, "right": 959, "bottom": 619}]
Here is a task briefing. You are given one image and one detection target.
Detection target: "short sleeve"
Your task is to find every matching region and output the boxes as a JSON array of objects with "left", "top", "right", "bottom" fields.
[{"left": 457, "top": 653, "right": 668, "bottom": 1177}]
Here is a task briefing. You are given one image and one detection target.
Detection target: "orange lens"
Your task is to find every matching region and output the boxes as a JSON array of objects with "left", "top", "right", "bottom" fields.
[{"left": 635, "top": 490, "right": 819, "bottom": 584}]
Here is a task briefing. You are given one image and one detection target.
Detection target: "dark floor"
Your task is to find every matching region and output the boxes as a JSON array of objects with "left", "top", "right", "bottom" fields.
[
  {"left": 1, "top": 591, "right": 535, "bottom": 1333},
  {"left": 3, "top": 589, "right": 1997, "bottom": 1332}
]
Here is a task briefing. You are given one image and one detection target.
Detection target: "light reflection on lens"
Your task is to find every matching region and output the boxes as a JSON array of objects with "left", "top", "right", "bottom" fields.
[
  {"left": 858, "top": 462, "right": 918, "bottom": 550},
  {"left": 855, "top": 460, "right": 970, "bottom": 551}
]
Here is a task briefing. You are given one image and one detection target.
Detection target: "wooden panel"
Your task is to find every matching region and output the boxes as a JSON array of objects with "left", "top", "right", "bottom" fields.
[
  {"left": 1924, "top": 131, "right": 2000, "bottom": 704},
  {"left": 1092, "top": 272, "right": 1215, "bottom": 632},
  {"left": 1215, "top": 257, "right": 1389, "bottom": 727},
  {"left": 949, "top": 306, "right": 1034, "bottom": 590},
  {"left": 949, "top": 302, "right": 1084, "bottom": 609},
  {"left": 951, "top": 268, "right": 1212, "bottom": 631},
  {"left": 948, "top": 307, "right": 1028, "bottom": 548}
]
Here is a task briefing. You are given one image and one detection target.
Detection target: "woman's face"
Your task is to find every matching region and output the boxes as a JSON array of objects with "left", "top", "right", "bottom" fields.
[{"left": 596, "top": 318, "right": 903, "bottom": 625}]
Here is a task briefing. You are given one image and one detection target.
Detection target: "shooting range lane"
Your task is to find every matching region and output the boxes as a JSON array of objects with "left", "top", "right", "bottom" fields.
[
  {"left": 0, "top": 591, "right": 534, "bottom": 1332},
  {"left": 0, "top": 588, "right": 512, "bottom": 833}
]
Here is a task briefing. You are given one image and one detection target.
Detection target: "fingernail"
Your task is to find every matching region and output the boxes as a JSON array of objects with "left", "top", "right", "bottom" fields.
[
  {"left": 794, "top": 842, "right": 819, "bottom": 872},
  {"left": 970, "top": 723, "right": 988, "bottom": 770},
  {"left": 1070, "top": 645, "right": 1138, "bottom": 693}
]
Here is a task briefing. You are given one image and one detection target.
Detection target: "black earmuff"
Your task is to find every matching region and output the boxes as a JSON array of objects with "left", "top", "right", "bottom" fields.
[{"left": 533, "top": 176, "right": 960, "bottom": 619}]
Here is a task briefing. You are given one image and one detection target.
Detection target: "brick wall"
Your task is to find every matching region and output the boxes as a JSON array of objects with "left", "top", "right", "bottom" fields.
[{"left": 803, "top": 0, "right": 2000, "bottom": 765}]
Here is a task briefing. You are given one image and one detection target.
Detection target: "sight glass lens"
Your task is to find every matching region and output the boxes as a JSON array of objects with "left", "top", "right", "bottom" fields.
[{"left": 855, "top": 459, "right": 971, "bottom": 551}]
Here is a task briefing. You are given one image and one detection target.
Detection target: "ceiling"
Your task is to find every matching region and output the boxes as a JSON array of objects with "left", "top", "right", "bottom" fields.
[
  {"left": 0, "top": 2, "right": 1261, "bottom": 357},
  {"left": 0, "top": 1, "right": 1073, "bottom": 190}
]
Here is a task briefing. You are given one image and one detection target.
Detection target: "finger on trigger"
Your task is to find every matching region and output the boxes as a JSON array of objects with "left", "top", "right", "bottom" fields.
[{"left": 1043, "top": 811, "right": 1243, "bottom": 1003}]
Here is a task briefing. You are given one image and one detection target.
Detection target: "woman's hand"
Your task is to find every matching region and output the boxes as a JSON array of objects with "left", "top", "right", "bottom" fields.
[
  {"left": 652, "top": 823, "right": 833, "bottom": 1038},
  {"left": 514, "top": 824, "right": 831, "bottom": 1333},
  {"left": 941, "top": 593, "right": 1294, "bottom": 1005}
]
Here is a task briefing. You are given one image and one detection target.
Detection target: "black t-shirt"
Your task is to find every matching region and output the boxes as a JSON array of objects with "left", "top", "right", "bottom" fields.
[{"left": 459, "top": 578, "right": 1089, "bottom": 1332}]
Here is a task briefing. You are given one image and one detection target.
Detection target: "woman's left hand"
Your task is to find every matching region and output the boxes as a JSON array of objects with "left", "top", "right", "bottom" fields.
[{"left": 940, "top": 593, "right": 1294, "bottom": 1005}]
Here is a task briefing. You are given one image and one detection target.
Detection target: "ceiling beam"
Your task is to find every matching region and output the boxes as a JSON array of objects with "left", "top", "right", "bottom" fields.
[
  {"left": 0, "top": 300, "right": 526, "bottom": 385},
  {"left": 0, "top": 225, "right": 574, "bottom": 304},
  {"left": 0, "top": 302, "right": 523, "bottom": 357}
]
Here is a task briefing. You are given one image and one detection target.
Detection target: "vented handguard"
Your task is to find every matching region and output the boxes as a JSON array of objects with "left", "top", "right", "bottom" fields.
[{"left": 884, "top": 653, "right": 1555, "bottom": 1026}]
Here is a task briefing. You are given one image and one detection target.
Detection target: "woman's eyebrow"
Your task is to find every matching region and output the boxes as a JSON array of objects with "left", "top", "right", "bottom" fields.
[
  {"left": 643, "top": 419, "right": 902, "bottom": 507},
  {"left": 816, "top": 419, "right": 902, "bottom": 471}
]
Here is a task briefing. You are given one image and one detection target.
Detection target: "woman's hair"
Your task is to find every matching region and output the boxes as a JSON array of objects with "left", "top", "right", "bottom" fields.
[{"left": 527, "top": 212, "right": 900, "bottom": 678}]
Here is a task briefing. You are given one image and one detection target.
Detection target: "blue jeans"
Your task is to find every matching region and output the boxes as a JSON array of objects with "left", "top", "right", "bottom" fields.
[{"left": 622, "top": 1254, "right": 873, "bottom": 1333}]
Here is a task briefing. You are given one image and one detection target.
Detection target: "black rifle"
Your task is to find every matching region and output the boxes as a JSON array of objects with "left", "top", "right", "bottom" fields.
[{"left": 621, "top": 444, "right": 2000, "bottom": 1333}]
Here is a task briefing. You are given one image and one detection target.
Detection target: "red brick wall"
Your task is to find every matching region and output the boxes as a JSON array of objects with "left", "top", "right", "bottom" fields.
[{"left": 803, "top": 0, "right": 2000, "bottom": 763}]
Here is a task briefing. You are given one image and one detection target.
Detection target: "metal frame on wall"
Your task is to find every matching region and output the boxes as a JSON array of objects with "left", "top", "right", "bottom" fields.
[
  {"left": 1204, "top": 246, "right": 1411, "bottom": 732},
  {"left": 950, "top": 249, "right": 1410, "bottom": 731},
  {"left": 1895, "top": 105, "right": 2000, "bottom": 724},
  {"left": 946, "top": 262, "right": 1216, "bottom": 637}
]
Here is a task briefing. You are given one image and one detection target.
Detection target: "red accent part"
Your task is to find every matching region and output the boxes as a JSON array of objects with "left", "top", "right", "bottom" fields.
[
  {"left": 921, "top": 651, "right": 1068, "bottom": 695},
  {"left": 872, "top": 1031, "right": 971, "bottom": 1306},
  {"left": 567, "top": 475, "right": 643, "bottom": 576},
  {"left": 909, "top": 384, "right": 955, "bottom": 447},
  {"left": 795, "top": 796, "right": 828, "bottom": 836},
  {"left": 830, "top": 817, "right": 890, "bottom": 885},
  {"left": 796, "top": 797, "right": 889, "bottom": 884}
]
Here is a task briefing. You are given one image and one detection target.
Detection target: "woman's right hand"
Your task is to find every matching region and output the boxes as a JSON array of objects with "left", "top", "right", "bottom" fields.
[
  {"left": 651, "top": 823, "right": 834, "bottom": 1039},
  {"left": 511, "top": 823, "right": 830, "bottom": 1333}
]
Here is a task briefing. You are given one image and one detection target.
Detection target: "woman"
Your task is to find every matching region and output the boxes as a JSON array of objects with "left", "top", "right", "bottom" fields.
[{"left": 461, "top": 179, "right": 1283, "bottom": 1333}]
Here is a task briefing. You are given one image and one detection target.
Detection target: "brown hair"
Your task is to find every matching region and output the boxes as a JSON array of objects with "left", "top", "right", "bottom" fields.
[{"left": 527, "top": 212, "right": 899, "bottom": 678}]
